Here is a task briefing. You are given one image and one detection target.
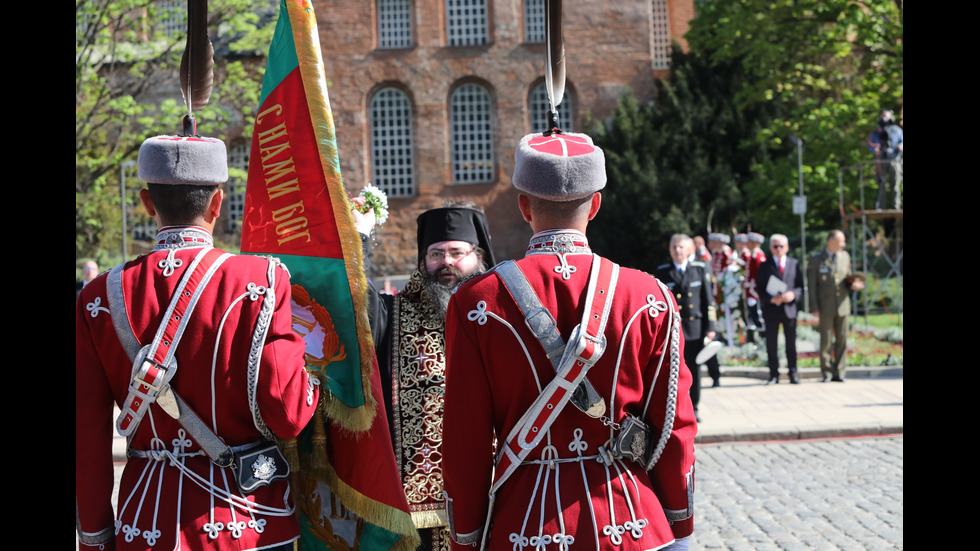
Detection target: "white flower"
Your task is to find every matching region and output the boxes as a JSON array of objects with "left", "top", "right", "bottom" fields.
[{"left": 358, "top": 184, "right": 389, "bottom": 226}]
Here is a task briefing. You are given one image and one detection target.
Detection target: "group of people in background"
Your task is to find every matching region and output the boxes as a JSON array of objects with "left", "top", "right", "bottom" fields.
[{"left": 677, "top": 226, "right": 864, "bottom": 397}]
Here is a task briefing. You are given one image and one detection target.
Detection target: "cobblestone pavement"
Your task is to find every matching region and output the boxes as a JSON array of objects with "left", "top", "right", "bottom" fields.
[{"left": 692, "top": 435, "right": 903, "bottom": 551}]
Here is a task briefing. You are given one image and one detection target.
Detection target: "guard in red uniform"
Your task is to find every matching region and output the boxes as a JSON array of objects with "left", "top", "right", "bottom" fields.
[
  {"left": 442, "top": 131, "right": 697, "bottom": 551},
  {"left": 705, "top": 232, "right": 736, "bottom": 385},
  {"left": 742, "top": 232, "right": 768, "bottom": 343},
  {"left": 76, "top": 133, "right": 319, "bottom": 550},
  {"left": 707, "top": 233, "right": 734, "bottom": 289}
]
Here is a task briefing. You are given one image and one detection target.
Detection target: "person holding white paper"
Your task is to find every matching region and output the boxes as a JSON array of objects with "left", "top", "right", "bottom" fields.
[{"left": 758, "top": 234, "right": 805, "bottom": 384}]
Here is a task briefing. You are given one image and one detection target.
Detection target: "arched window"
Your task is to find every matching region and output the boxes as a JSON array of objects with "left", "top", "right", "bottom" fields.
[
  {"left": 450, "top": 83, "right": 494, "bottom": 183},
  {"left": 226, "top": 141, "right": 249, "bottom": 231},
  {"left": 378, "top": 0, "right": 412, "bottom": 49},
  {"left": 446, "top": 0, "right": 488, "bottom": 47},
  {"left": 524, "top": 0, "right": 545, "bottom": 43},
  {"left": 370, "top": 87, "right": 415, "bottom": 197},
  {"left": 529, "top": 82, "right": 573, "bottom": 133},
  {"left": 651, "top": 0, "right": 670, "bottom": 70}
]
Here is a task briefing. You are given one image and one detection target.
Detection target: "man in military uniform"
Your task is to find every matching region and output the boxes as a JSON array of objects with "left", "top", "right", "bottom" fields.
[
  {"left": 76, "top": 133, "right": 320, "bottom": 550},
  {"left": 734, "top": 232, "right": 749, "bottom": 258},
  {"left": 706, "top": 232, "right": 736, "bottom": 386},
  {"left": 807, "top": 230, "right": 865, "bottom": 382},
  {"left": 656, "top": 234, "right": 717, "bottom": 421},
  {"left": 442, "top": 131, "right": 696, "bottom": 551},
  {"left": 743, "top": 231, "right": 768, "bottom": 343},
  {"left": 708, "top": 233, "right": 734, "bottom": 290},
  {"left": 731, "top": 233, "right": 750, "bottom": 342},
  {"left": 353, "top": 202, "right": 495, "bottom": 550}
]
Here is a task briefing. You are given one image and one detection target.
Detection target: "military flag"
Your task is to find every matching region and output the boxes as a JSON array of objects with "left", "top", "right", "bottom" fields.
[{"left": 241, "top": 1, "right": 417, "bottom": 549}]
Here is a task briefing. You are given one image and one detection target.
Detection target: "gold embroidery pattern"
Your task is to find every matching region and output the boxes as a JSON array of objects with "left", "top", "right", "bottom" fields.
[
  {"left": 431, "top": 526, "right": 453, "bottom": 551},
  {"left": 391, "top": 271, "right": 448, "bottom": 524}
]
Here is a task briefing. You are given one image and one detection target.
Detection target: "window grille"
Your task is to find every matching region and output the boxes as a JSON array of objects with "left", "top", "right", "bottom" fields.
[
  {"left": 529, "top": 83, "right": 573, "bottom": 133},
  {"left": 450, "top": 83, "right": 494, "bottom": 183},
  {"left": 524, "top": 0, "right": 545, "bottom": 43},
  {"left": 157, "top": 0, "right": 186, "bottom": 39},
  {"left": 226, "top": 142, "right": 249, "bottom": 231},
  {"left": 76, "top": 8, "right": 94, "bottom": 42},
  {"left": 378, "top": 0, "right": 413, "bottom": 49},
  {"left": 446, "top": 0, "right": 488, "bottom": 47},
  {"left": 370, "top": 88, "right": 415, "bottom": 198},
  {"left": 651, "top": 0, "right": 670, "bottom": 70}
]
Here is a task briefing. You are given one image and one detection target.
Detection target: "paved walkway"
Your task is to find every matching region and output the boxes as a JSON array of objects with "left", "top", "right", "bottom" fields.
[
  {"left": 696, "top": 366, "right": 903, "bottom": 444},
  {"left": 693, "top": 435, "right": 903, "bottom": 550}
]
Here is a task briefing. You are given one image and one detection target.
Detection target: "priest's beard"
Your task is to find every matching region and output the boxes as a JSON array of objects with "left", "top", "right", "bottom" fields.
[{"left": 422, "top": 262, "right": 487, "bottom": 321}]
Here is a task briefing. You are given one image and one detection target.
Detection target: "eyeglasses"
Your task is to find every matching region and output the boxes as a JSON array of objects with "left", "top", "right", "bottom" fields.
[
  {"left": 426, "top": 249, "right": 474, "bottom": 262},
  {"left": 771, "top": 244, "right": 787, "bottom": 249}
]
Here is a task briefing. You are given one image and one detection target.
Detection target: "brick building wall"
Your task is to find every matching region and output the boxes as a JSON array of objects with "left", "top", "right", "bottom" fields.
[{"left": 314, "top": 0, "right": 694, "bottom": 278}]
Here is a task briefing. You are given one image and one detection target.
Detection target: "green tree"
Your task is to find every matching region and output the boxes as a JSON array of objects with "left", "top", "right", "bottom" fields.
[
  {"left": 589, "top": 47, "right": 778, "bottom": 270},
  {"left": 589, "top": 0, "right": 902, "bottom": 270},
  {"left": 75, "top": 0, "right": 274, "bottom": 267},
  {"left": 651, "top": 47, "right": 781, "bottom": 237},
  {"left": 685, "top": 0, "right": 903, "bottom": 232},
  {"left": 587, "top": 91, "right": 663, "bottom": 272}
]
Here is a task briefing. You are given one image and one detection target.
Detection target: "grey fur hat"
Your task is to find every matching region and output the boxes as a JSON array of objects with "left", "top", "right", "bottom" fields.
[
  {"left": 138, "top": 135, "right": 229, "bottom": 185},
  {"left": 747, "top": 232, "right": 765, "bottom": 244},
  {"left": 708, "top": 232, "right": 731, "bottom": 244},
  {"left": 512, "top": 132, "right": 606, "bottom": 201}
]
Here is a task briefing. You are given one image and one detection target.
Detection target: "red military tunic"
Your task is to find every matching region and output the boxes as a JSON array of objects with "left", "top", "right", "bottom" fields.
[
  {"left": 709, "top": 245, "right": 733, "bottom": 282},
  {"left": 738, "top": 247, "right": 751, "bottom": 274},
  {"left": 709, "top": 245, "right": 734, "bottom": 304},
  {"left": 76, "top": 226, "right": 319, "bottom": 550},
  {"left": 743, "top": 247, "right": 767, "bottom": 301},
  {"left": 442, "top": 230, "right": 696, "bottom": 551}
]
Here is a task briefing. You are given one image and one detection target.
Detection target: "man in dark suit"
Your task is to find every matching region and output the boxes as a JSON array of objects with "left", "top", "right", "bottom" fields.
[
  {"left": 76, "top": 260, "right": 99, "bottom": 302},
  {"left": 758, "top": 233, "right": 805, "bottom": 385},
  {"left": 655, "top": 233, "right": 716, "bottom": 421}
]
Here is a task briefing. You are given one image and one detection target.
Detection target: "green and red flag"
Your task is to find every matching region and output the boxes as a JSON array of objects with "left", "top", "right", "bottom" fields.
[{"left": 241, "top": 1, "right": 417, "bottom": 549}]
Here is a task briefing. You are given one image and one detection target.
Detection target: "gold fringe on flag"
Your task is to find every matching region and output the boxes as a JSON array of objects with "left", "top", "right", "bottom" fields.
[
  {"left": 287, "top": 0, "right": 377, "bottom": 434},
  {"left": 274, "top": 5, "right": 418, "bottom": 548},
  {"left": 297, "top": 457, "right": 421, "bottom": 551}
]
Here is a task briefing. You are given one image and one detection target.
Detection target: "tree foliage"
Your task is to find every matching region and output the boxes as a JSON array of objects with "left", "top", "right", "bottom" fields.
[
  {"left": 75, "top": 0, "right": 274, "bottom": 267},
  {"left": 589, "top": 0, "right": 902, "bottom": 269},
  {"left": 686, "top": 0, "right": 903, "bottom": 231},
  {"left": 589, "top": 47, "right": 779, "bottom": 271}
]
